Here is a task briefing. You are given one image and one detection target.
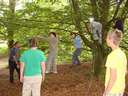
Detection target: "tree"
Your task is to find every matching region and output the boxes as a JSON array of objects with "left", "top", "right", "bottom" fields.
[
  {"left": 2, "top": 0, "right": 16, "bottom": 48},
  {"left": 0, "top": 0, "right": 128, "bottom": 77},
  {"left": 70, "top": 0, "right": 128, "bottom": 77}
]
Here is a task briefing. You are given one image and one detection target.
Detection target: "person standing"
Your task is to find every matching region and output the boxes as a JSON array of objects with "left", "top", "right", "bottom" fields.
[
  {"left": 103, "top": 29, "right": 127, "bottom": 96},
  {"left": 8, "top": 41, "right": 20, "bottom": 83},
  {"left": 71, "top": 32, "right": 82, "bottom": 65},
  {"left": 46, "top": 32, "right": 58, "bottom": 73},
  {"left": 38, "top": 32, "right": 58, "bottom": 74},
  {"left": 20, "top": 38, "right": 46, "bottom": 96}
]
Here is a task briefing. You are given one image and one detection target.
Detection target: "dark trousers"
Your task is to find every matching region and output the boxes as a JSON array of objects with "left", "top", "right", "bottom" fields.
[
  {"left": 9, "top": 60, "right": 20, "bottom": 83},
  {"left": 72, "top": 48, "right": 81, "bottom": 65}
]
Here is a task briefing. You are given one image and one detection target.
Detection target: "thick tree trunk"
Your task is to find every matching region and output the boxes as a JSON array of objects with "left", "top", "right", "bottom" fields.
[
  {"left": 70, "top": 0, "right": 110, "bottom": 77},
  {"left": 7, "top": 0, "right": 16, "bottom": 49},
  {"left": 7, "top": 30, "right": 14, "bottom": 49},
  {"left": 90, "top": 0, "right": 110, "bottom": 76},
  {"left": 92, "top": 42, "right": 105, "bottom": 76}
]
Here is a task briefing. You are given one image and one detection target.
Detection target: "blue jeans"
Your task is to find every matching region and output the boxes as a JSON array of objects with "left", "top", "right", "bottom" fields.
[{"left": 72, "top": 48, "right": 81, "bottom": 65}]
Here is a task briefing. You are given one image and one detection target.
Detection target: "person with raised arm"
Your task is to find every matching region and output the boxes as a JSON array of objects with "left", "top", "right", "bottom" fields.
[{"left": 38, "top": 32, "right": 58, "bottom": 74}]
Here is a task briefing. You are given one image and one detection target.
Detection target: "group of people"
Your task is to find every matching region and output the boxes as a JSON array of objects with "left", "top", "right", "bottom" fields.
[
  {"left": 8, "top": 19, "right": 127, "bottom": 96},
  {"left": 8, "top": 32, "right": 58, "bottom": 83},
  {"left": 8, "top": 32, "right": 82, "bottom": 96}
]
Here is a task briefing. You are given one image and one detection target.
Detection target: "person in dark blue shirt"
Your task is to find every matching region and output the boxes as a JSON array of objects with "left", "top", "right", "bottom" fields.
[{"left": 9, "top": 41, "right": 20, "bottom": 83}]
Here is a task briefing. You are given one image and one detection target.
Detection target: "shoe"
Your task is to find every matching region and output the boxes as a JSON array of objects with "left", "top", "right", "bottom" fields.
[
  {"left": 53, "top": 71, "right": 58, "bottom": 74},
  {"left": 10, "top": 80, "right": 14, "bottom": 84},
  {"left": 45, "top": 71, "right": 50, "bottom": 74}
]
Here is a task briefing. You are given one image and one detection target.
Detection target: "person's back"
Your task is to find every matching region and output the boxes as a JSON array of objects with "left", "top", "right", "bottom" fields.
[
  {"left": 71, "top": 32, "right": 82, "bottom": 65},
  {"left": 21, "top": 49, "right": 45, "bottom": 76},
  {"left": 9, "top": 47, "right": 19, "bottom": 61},
  {"left": 20, "top": 38, "right": 46, "bottom": 96},
  {"left": 73, "top": 35, "right": 82, "bottom": 49},
  {"left": 90, "top": 21, "right": 102, "bottom": 43}
]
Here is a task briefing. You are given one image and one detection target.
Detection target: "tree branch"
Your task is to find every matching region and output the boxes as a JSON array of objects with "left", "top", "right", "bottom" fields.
[
  {"left": 121, "top": 0, "right": 128, "bottom": 20},
  {"left": 70, "top": 0, "right": 94, "bottom": 49},
  {"left": 111, "top": 0, "right": 124, "bottom": 23},
  {"left": 120, "top": 45, "right": 128, "bottom": 50},
  {"left": 0, "top": 18, "right": 73, "bottom": 33},
  {"left": 90, "top": 0, "right": 99, "bottom": 19},
  {"left": 107, "top": 0, "right": 124, "bottom": 24}
]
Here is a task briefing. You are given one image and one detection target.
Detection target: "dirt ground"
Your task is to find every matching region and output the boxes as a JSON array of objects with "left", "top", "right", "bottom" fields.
[
  {"left": 0, "top": 63, "right": 128, "bottom": 96},
  {"left": 0, "top": 57, "right": 8, "bottom": 69}
]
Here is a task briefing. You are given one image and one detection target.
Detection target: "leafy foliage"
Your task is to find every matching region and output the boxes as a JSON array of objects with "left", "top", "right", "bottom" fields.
[{"left": 0, "top": 0, "right": 128, "bottom": 70}]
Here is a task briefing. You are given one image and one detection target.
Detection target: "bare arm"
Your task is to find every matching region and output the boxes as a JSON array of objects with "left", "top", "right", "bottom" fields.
[
  {"left": 41, "top": 62, "right": 46, "bottom": 81},
  {"left": 37, "top": 36, "right": 49, "bottom": 41},
  {"left": 104, "top": 68, "right": 117, "bottom": 96},
  {"left": 20, "top": 62, "right": 25, "bottom": 83}
]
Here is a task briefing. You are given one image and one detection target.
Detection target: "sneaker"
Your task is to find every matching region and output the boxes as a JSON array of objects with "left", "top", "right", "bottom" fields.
[
  {"left": 45, "top": 71, "right": 50, "bottom": 74},
  {"left": 53, "top": 71, "right": 58, "bottom": 74}
]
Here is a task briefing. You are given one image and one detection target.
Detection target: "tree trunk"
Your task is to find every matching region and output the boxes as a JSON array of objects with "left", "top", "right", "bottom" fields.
[
  {"left": 7, "top": 0, "right": 16, "bottom": 49},
  {"left": 7, "top": 30, "right": 14, "bottom": 49},
  {"left": 90, "top": 0, "right": 110, "bottom": 76},
  {"left": 70, "top": 0, "right": 109, "bottom": 77},
  {"left": 92, "top": 41, "right": 105, "bottom": 77}
]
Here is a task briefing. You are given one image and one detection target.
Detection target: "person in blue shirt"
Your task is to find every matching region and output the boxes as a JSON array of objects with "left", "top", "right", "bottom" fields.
[
  {"left": 8, "top": 41, "right": 20, "bottom": 83},
  {"left": 71, "top": 32, "right": 82, "bottom": 65}
]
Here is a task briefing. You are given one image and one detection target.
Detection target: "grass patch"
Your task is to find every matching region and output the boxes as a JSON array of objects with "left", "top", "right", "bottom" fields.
[{"left": 0, "top": 47, "right": 8, "bottom": 58}]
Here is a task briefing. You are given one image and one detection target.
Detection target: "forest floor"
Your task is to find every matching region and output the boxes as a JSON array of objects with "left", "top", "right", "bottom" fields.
[{"left": 0, "top": 58, "right": 128, "bottom": 96}]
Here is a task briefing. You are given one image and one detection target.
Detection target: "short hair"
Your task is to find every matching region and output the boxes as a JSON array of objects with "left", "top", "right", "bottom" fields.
[
  {"left": 49, "top": 32, "right": 57, "bottom": 37},
  {"left": 70, "top": 32, "right": 78, "bottom": 36},
  {"left": 29, "top": 38, "right": 37, "bottom": 47},
  {"left": 108, "top": 29, "right": 123, "bottom": 45},
  {"left": 113, "top": 19, "right": 123, "bottom": 32}
]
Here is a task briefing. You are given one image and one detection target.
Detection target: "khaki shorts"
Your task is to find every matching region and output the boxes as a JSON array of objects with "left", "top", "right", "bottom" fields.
[
  {"left": 22, "top": 75, "right": 42, "bottom": 96},
  {"left": 106, "top": 93, "right": 123, "bottom": 96}
]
